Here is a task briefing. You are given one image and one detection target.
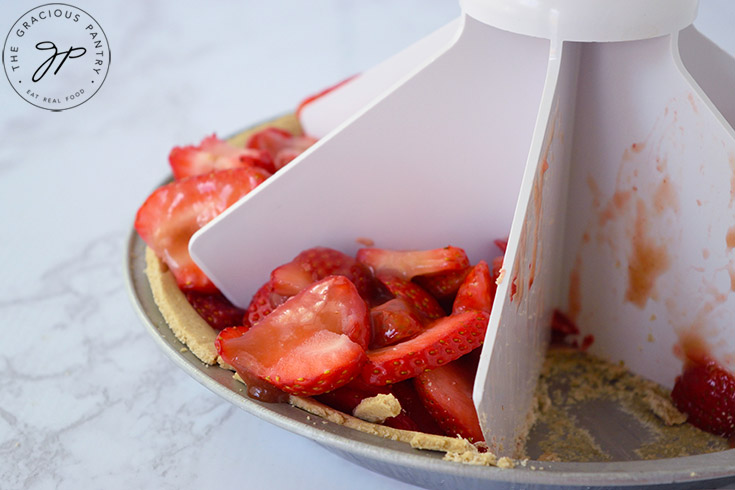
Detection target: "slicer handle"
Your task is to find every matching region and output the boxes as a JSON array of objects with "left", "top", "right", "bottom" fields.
[{"left": 460, "top": 0, "right": 698, "bottom": 42}]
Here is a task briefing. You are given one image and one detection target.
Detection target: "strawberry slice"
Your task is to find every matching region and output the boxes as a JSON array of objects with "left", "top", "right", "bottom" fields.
[
  {"left": 271, "top": 247, "right": 377, "bottom": 301},
  {"left": 295, "top": 75, "right": 357, "bottom": 120},
  {"left": 184, "top": 291, "right": 247, "bottom": 330},
  {"left": 217, "top": 326, "right": 294, "bottom": 403},
  {"left": 370, "top": 298, "right": 426, "bottom": 349},
  {"left": 414, "top": 268, "right": 471, "bottom": 302},
  {"left": 414, "top": 359, "right": 484, "bottom": 442},
  {"left": 452, "top": 260, "right": 494, "bottom": 314},
  {"left": 362, "top": 310, "right": 490, "bottom": 385},
  {"left": 386, "top": 380, "right": 446, "bottom": 435},
  {"left": 671, "top": 357, "right": 735, "bottom": 438},
  {"left": 243, "top": 280, "right": 286, "bottom": 327},
  {"left": 245, "top": 127, "right": 317, "bottom": 171},
  {"left": 217, "top": 276, "right": 370, "bottom": 396},
  {"left": 215, "top": 325, "right": 250, "bottom": 344},
  {"left": 315, "top": 378, "right": 445, "bottom": 435},
  {"left": 169, "top": 134, "right": 274, "bottom": 179},
  {"left": 315, "top": 378, "right": 391, "bottom": 414},
  {"left": 357, "top": 246, "right": 469, "bottom": 281},
  {"left": 135, "top": 167, "right": 268, "bottom": 292},
  {"left": 376, "top": 272, "right": 446, "bottom": 320}
]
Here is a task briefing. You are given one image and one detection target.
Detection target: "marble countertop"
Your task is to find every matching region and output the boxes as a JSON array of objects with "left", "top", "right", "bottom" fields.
[{"left": 2, "top": 1, "right": 735, "bottom": 489}]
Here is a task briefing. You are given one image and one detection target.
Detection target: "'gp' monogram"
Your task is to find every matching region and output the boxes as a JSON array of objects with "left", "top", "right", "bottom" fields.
[{"left": 32, "top": 41, "right": 87, "bottom": 82}]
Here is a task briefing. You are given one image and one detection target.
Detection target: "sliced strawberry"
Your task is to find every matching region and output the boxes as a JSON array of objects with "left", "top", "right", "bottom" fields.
[
  {"left": 135, "top": 167, "right": 268, "bottom": 292},
  {"left": 295, "top": 75, "right": 357, "bottom": 120},
  {"left": 215, "top": 325, "right": 250, "bottom": 346},
  {"left": 550, "top": 309, "right": 580, "bottom": 336},
  {"left": 370, "top": 298, "right": 426, "bottom": 349},
  {"left": 414, "top": 359, "right": 484, "bottom": 442},
  {"left": 169, "top": 134, "right": 274, "bottom": 179},
  {"left": 217, "top": 276, "right": 370, "bottom": 396},
  {"left": 414, "top": 267, "right": 470, "bottom": 302},
  {"left": 315, "top": 378, "right": 391, "bottom": 414},
  {"left": 362, "top": 310, "right": 490, "bottom": 386},
  {"left": 376, "top": 272, "right": 446, "bottom": 320},
  {"left": 494, "top": 238, "right": 508, "bottom": 253},
  {"left": 184, "top": 291, "right": 246, "bottom": 330},
  {"left": 243, "top": 280, "right": 286, "bottom": 328},
  {"left": 491, "top": 255, "right": 503, "bottom": 281},
  {"left": 245, "top": 127, "right": 317, "bottom": 171},
  {"left": 217, "top": 325, "right": 289, "bottom": 403},
  {"left": 357, "top": 246, "right": 469, "bottom": 281},
  {"left": 671, "top": 357, "right": 735, "bottom": 438},
  {"left": 245, "top": 127, "right": 292, "bottom": 156},
  {"left": 452, "top": 260, "right": 493, "bottom": 315},
  {"left": 271, "top": 247, "right": 377, "bottom": 301},
  {"left": 386, "top": 380, "right": 446, "bottom": 435},
  {"left": 315, "top": 377, "right": 445, "bottom": 434}
]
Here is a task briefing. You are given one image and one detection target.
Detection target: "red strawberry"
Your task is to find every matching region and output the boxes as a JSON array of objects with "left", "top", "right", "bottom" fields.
[
  {"left": 414, "top": 268, "right": 470, "bottom": 302},
  {"left": 216, "top": 276, "right": 370, "bottom": 396},
  {"left": 376, "top": 272, "right": 446, "bottom": 320},
  {"left": 217, "top": 327, "right": 293, "bottom": 403},
  {"left": 491, "top": 255, "right": 503, "bottom": 282},
  {"left": 550, "top": 309, "right": 580, "bottom": 336},
  {"left": 362, "top": 310, "right": 490, "bottom": 386},
  {"left": 169, "top": 134, "right": 274, "bottom": 179},
  {"left": 315, "top": 378, "right": 391, "bottom": 414},
  {"left": 215, "top": 325, "right": 250, "bottom": 345},
  {"left": 271, "top": 247, "right": 376, "bottom": 301},
  {"left": 414, "top": 359, "right": 484, "bottom": 442},
  {"left": 135, "top": 167, "right": 268, "bottom": 292},
  {"left": 452, "top": 260, "right": 493, "bottom": 314},
  {"left": 245, "top": 127, "right": 317, "bottom": 171},
  {"left": 315, "top": 378, "right": 445, "bottom": 434},
  {"left": 386, "top": 380, "right": 446, "bottom": 435},
  {"left": 244, "top": 280, "right": 287, "bottom": 327},
  {"left": 357, "top": 246, "right": 470, "bottom": 281},
  {"left": 671, "top": 357, "right": 735, "bottom": 438},
  {"left": 184, "top": 291, "right": 246, "bottom": 330},
  {"left": 370, "top": 298, "right": 426, "bottom": 349},
  {"left": 296, "top": 75, "right": 357, "bottom": 120}
]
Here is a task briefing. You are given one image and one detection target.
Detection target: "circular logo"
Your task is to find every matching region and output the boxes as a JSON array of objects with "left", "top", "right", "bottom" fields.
[{"left": 2, "top": 3, "right": 110, "bottom": 111}]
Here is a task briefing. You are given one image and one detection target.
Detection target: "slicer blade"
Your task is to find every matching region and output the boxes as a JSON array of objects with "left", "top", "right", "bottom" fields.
[{"left": 190, "top": 0, "right": 735, "bottom": 460}]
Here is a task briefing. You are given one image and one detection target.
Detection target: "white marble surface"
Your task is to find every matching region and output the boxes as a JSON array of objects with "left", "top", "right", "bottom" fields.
[{"left": 2, "top": 1, "right": 735, "bottom": 489}]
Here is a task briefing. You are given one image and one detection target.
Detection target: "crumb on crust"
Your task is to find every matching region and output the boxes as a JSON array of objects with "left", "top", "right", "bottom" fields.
[{"left": 353, "top": 393, "right": 402, "bottom": 423}]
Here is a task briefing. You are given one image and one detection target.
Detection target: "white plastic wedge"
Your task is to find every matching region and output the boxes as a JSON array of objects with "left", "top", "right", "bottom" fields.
[{"left": 190, "top": 0, "right": 735, "bottom": 458}]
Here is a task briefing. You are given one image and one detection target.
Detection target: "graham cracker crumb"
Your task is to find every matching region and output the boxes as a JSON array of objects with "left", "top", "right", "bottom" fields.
[
  {"left": 526, "top": 347, "right": 728, "bottom": 462},
  {"left": 353, "top": 393, "right": 401, "bottom": 423},
  {"left": 443, "top": 450, "right": 496, "bottom": 466},
  {"left": 537, "top": 452, "right": 562, "bottom": 462},
  {"left": 409, "top": 434, "right": 475, "bottom": 453},
  {"left": 642, "top": 391, "right": 687, "bottom": 426}
]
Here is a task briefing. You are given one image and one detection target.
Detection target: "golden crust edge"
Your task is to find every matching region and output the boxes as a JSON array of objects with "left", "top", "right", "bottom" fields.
[{"left": 144, "top": 247, "right": 222, "bottom": 365}]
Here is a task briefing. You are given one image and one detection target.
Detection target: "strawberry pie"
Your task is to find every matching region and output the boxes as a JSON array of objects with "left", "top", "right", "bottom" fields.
[{"left": 135, "top": 94, "right": 734, "bottom": 465}]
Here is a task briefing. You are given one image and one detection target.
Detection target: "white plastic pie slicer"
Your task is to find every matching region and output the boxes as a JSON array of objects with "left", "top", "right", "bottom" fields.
[{"left": 190, "top": 0, "right": 735, "bottom": 457}]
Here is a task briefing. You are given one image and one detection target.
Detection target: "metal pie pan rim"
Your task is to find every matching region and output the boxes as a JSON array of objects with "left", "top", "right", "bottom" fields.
[{"left": 124, "top": 170, "right": 735, "bottom": 490}]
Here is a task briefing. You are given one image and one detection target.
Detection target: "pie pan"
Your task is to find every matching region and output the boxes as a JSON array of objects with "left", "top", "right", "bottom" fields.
[{"left": 125, "top": 130, "right": 735, "bottom": 490}]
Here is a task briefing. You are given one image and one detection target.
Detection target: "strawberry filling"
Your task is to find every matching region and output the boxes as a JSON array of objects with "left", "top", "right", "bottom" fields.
[{"left": 137, "top": 111, "right": 735, "bottom": 445}]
